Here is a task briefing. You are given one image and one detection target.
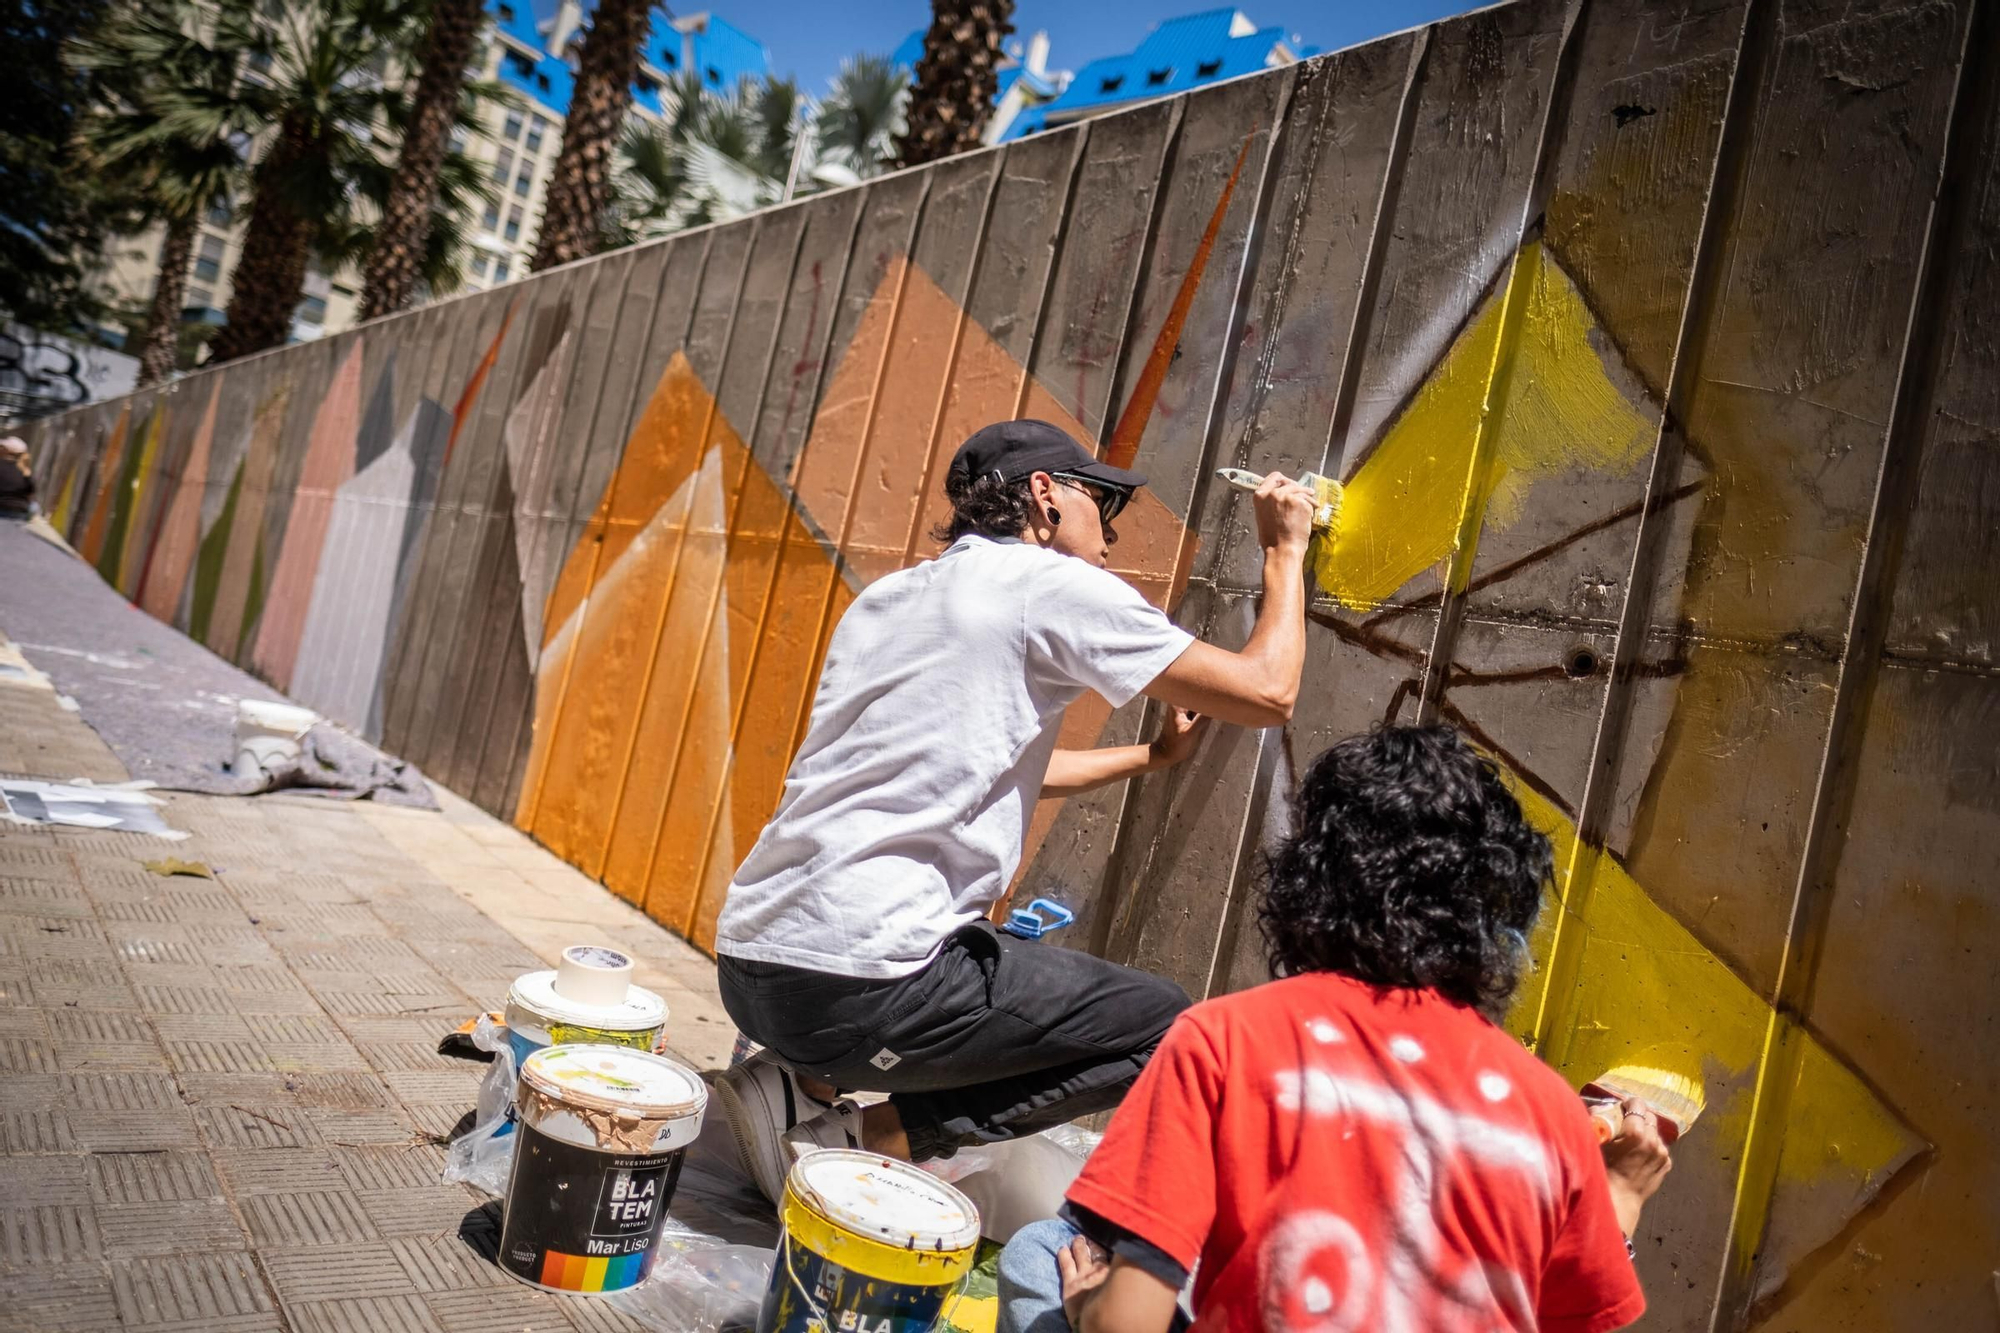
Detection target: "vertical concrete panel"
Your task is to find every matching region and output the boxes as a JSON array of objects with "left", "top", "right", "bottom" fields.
[
  {"left": 517, "top": 234, "right": 710, "bottom": 875},
  {"left": 379, "top": 287, "right": 515, "bottom": 757},
  {"left": 510, "top": 240, "right": 675, "bottom": 824}
]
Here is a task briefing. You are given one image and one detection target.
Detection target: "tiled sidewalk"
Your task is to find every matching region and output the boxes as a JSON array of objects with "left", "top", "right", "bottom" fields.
[{"left": 0, "top": 633, "right": 732, "bottom": 1332}]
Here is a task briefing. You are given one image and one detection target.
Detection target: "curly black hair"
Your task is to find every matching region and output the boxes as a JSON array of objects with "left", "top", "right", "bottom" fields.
[
  {"left": 1258, "top": 725, "right": 1552, "bottom": 1018},
  {"left": 930, "top": 469, "right": 1038, "bottom": 544}
]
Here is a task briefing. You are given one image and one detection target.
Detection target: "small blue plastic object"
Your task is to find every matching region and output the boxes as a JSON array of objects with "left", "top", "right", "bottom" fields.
[{"left": 1001, "top": 897, "right": 1074, "bottom": 940}]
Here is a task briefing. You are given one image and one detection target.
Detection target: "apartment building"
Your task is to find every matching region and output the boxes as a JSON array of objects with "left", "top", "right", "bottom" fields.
[{"left": 94, "top": 2, "right": 768, "bottom": 359}]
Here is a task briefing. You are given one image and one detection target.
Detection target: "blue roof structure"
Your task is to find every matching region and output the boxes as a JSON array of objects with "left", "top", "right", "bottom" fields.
[
  {"left": 483, "top": 1, "right": 770, "bottom": 120},
  {"left": 1001, "top": 8, "right": 1299, "bottom": 141}
]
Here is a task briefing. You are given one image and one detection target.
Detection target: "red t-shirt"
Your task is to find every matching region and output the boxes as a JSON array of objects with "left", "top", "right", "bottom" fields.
[{"left": 1066, "top": 972, "right": 1644, "bottom": 1333}]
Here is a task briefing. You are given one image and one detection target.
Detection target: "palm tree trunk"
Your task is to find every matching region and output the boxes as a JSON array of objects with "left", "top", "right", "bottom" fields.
[
  {"left": 895, "top": 0, "right": 1015, "bottom": 168},
  {"left": 531, "top": 0, "right": 654, "bottom": 272},
  {"left": 360, "top": 0, "right": 483, "bottom": 320},
  {"left": 138, "top": 215, "right": 197, "bottom": 387},
  {"left": 208, "top": 117, "right": 318, "bottom": 365}
]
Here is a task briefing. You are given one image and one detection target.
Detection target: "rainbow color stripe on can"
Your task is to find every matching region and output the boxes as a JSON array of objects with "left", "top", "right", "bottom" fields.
[{"left": 538, "top": 1247, "right": 648, "bottom": 1292}]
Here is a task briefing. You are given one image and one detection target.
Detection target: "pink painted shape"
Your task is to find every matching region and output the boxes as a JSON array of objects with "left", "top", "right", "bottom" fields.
[{"left": 251, "top": 339, "right": 364, "bottom": 689}]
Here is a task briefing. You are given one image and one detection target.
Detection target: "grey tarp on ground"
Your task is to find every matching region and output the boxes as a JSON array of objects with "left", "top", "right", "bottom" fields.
[{"left": 0, "top": 520, "right": 433, "bottom": 805}]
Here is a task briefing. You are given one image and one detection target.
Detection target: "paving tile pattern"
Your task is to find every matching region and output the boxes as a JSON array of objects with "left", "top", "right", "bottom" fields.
[{"left": 0, "top": 665, "right": 719, "bottom": 1332}]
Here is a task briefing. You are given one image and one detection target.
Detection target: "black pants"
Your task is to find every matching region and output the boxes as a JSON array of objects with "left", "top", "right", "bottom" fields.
[{"left": 718, "top": 923, "right": 1191, "bottom": 1162}]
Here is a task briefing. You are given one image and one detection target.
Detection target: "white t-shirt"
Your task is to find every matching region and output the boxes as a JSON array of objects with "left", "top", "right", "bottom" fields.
[{"left": 715, "top": 535, "right": 1196, "bottom": 978}]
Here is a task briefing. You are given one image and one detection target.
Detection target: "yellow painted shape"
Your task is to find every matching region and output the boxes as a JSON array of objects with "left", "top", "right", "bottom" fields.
[
  {"left": 115, "top": 405, "right": 166, "bottom": 593},
  {"left": 50, "top": 467, "right": 77, "bottom": 535},
  {"left": 1502, "top": 778, "right": 1918, "bottom": 1199},
  {"left": 1313, "top": 242, "right": 1655, "bottom": 608}
]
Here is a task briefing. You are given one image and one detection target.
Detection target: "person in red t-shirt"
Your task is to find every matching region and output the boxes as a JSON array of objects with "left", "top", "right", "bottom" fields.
[{"left": 997, "top": 725, "right": 1671, "bottom": 1333}]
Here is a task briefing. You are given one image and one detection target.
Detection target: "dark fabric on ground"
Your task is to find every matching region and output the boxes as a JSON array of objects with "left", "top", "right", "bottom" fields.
[
  {"left": 0, "top": 521, "right": 433, "bottom": 805},
  {"left": 719, "top": 921, "right": 1191, "bottom": 1161}
]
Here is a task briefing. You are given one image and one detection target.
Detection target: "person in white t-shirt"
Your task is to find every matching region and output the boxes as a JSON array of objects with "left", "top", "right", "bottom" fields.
[{"left": 711, "top": 418, "right": 1316, "bottom": 1199}]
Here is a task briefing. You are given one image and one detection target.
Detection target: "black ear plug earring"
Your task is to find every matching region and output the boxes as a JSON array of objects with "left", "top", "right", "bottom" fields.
[{"left": 1046, "top": 508, "right": 1062, "bottom": 526}]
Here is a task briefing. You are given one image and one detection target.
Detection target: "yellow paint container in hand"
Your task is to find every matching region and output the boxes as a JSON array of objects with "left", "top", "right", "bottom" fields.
[
  {"left": 759, "top": 1148, "right": 982, "bottom": 1333},
  {"left": 500, "top": 1044, "right": 707, "bottom": 1295}
]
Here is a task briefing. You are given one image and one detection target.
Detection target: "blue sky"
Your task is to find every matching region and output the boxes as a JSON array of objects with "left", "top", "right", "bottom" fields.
[{"left": 681, "top": 1, "right": 1484, "bottom": 97}]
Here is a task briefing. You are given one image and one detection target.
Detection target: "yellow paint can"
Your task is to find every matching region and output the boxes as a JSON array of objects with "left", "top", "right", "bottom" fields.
[{"left": 759, "top": 1148, "right": 981, "bottom": 1333}]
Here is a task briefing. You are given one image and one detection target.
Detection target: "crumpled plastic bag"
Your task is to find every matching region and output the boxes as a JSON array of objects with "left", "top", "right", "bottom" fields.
[
  {"left": 609, "top": 1222, "right": 773, "bottom": 1332},
  {"left": 441, "top": 1014, "right": 518, "bottom": 1196},
  {"left": 920, "top": 1123, "right": 1102, "bottom": 1243}
]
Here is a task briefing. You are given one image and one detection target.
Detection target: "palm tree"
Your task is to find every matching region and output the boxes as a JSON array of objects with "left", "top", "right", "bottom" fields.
[
  {"left": 896, "top": 0, "right": 1014, "bottom": 168},
  {"left": 358, "top": 0, "right": 488, "bottom": 320},
  {"left": 531, "top": 0, "right": 656, "bottom": 273},
  {"left": 814, "top": 56, "right": 908, "bottom": 186},
  {"left": 70, "top": 2, "right": 262, "bottom": 385},
  {"left": 607, "top": 63, "right": 902, "bottom": 247},
  {"left": 206, "top": 0, "right": 425, "bottom": 365},
  {"left": 333, "top": 126, "right": 493, "bottom": 306}
]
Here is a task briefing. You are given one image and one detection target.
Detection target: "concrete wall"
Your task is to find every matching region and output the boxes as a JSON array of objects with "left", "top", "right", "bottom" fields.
[{"left": 21, "top": 0, "right": 1999, "bottom": 1325}]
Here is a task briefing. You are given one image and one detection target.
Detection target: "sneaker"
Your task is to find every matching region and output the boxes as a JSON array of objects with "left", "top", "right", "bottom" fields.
[
  {"left": 784, "top": 1099, "right": 866, "bottom": 1161},
  {"left": 711, "top": 1052, "right": 829, "bottom": 1202}
]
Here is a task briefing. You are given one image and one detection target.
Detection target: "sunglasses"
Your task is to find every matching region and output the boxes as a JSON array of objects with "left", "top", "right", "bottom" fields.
[{"left": 1051, "top": 473, "right": 1133, "bottom": 525}]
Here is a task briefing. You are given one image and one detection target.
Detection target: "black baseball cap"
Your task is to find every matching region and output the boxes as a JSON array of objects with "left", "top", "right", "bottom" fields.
[{"left": 947, "top": 420, "right": 1148, "bottom": 492}]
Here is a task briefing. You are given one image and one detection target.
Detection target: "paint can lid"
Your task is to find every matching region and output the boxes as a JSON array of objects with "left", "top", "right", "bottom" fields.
[
  {"left": 508, "top": 968, "right": 667, "bottom": 1032},
  {"left": 788, "top": 1149, "right": 982, "bottom": 1254},
  {"left": 521, "top": 1044, "right": 707, "bottom": 1118}
]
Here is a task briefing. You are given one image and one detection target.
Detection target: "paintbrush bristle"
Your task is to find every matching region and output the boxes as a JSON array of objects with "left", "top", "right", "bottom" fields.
[{"left": 1584, "top": 1065, "right": 1707, "bottom": 1143}]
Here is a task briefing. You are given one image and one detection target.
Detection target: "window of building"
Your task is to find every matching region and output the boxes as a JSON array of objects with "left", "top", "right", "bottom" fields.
[
  {"left": 504, "top": 205, "right": 523, "bottom": 242},
  {"left": 662, "top": 49, "right": 677, "bottom": 68},
  {"left": 705, "top": 65, "right": 721, "bottom": 85},
  {"left": 536, "top": 72, "right": 551, "bottom": 92},
  {"left": 186, "top": 287, "right": 213, "bottom": 312},
  {"left": 494, "top": 258, "right": 511, "bottom": 282},
  {"left": 496, "top": 1, "right": 514, "bottom": 20},
  {"left": 506, "top": 52, "right": 534, "bottom": 80},
  {"left": 492, "top": 147, "right": 514, "bottom": 182},
  {"left": 1099, "top": 73, "right": 1124, "bottom": 93},
  {"left": 449, "top": 125, "right": 468, "bottom": 152},
  {"left": 1146, "top": 66, "right": 1173, "bottom": 87},
  {"left": 1196, "top": 58, "right": 1222, "bottom": 78},
  {"left": 193, "top": 233, "right": 226, "bottom": 282},
  {"left": 206, "top": 197, "right": 231, "bottom": 226},
  {"left": 472, "top": 255, "right": 490, "bottom": 278},
  {"left": 295, "top": 294, "right": 328, "bottom": 326},
  {"left": 503, "top": 110, "right": 523, "bottom": 140},
  {"left": 635, "top": 73, "right": 659, "bottom": 97},
  {"left": 525, "top": 115, "right": 547, "bottom": 153},
  {"left": 514, "top": 167, "right": 532, "bottom": 196},
  {"left": 482, "top": 201, "right": 501, "bottom": 231}
]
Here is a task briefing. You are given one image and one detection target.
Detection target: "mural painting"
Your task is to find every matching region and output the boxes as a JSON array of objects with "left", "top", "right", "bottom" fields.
[{"left": 20, "top": 0, "right": 1997, "bottom": 1325}]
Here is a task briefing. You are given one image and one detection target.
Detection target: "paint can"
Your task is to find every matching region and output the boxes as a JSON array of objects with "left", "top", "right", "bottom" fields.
[
  {"left": 757, "top": 1148, "right": 982, "bottom": 1333},
  {"left": 231, "top": 699, "right": 315, "bottom": 776},
  {"left": 499, "top": 1043, "right": 707, "bottom": 1295},
  {"left": 504, "top": 945, "right": 668, "bottom": 1070}
]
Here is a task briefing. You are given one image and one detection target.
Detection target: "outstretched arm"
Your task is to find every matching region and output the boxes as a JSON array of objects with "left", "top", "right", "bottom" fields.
[
  {"left": 1040, "top": 707, "right": 1208, "bottom": 798},
  {"left": 1142, "top": 472, "right": 1314, "bottom": 728}
]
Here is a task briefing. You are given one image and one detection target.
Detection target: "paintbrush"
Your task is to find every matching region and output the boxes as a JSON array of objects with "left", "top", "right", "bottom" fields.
[
  {"left": 1582, "top": 1066, "right": 1707, "bottom": 1146},
  {"left": 1216, "top": 467, "right": 1345, "bottom": 538}
]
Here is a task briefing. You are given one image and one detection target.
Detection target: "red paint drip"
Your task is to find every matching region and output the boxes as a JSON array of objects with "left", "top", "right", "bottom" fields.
[
  {"left": 1104, "top": 131, "right": 1256, "bottom": 471},
  {"left": 445, "top": 297, "right": 518, "bottom": 467}
]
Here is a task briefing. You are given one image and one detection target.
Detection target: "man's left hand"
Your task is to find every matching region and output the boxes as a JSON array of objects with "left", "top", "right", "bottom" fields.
[{"left": 1148, "top": 707, "right": 1209, "bottom": 767}]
